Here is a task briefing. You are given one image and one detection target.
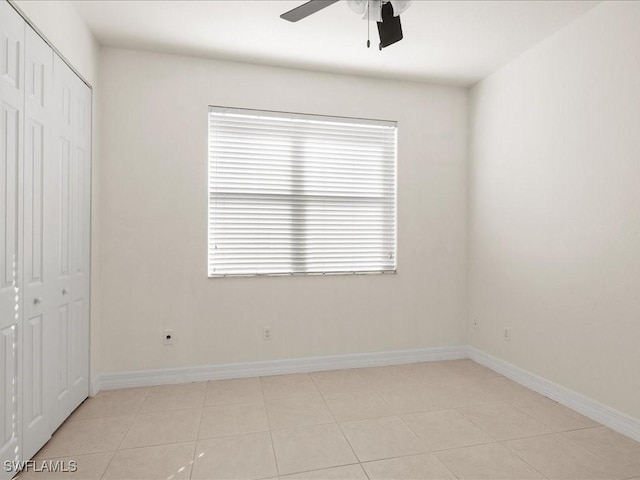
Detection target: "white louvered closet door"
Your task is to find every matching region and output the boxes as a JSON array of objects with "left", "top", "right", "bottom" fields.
[{"left": 0, "top": 2, "right": 24, "bottom": 475}]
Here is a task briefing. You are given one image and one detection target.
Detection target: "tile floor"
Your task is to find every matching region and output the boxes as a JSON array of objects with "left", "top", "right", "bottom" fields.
[{"left": 17, "top": 360, "right": 640, "bottom": 480}]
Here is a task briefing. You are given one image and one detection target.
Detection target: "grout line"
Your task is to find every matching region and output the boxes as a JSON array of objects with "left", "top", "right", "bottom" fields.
[
  {"left": 421, "top": 438, "right": 496, "bottom": 454},
  {"left": 279, "top": 461, "right": 362, "bottom": 479},
  {"left": 431, "top": 450, "right": 463, "bottom": 480},
  {"left": 358, "top": 450, "right": 463, "bottom": 478},
  {"left": 501, "top": 400, "right": 558, "bottom": 433},
  {"left": 360, "top": 461, "right": 372, "bottom": 480},
  {"left": 187, "top": 427, "right": 273, "bottom": 442},
  {"left": 259, "top": 374, "right": 281, "bottom": 478},
  {"left": 557, "top": 424, "right": 601, "bottom": 433},
  {"left": 27, "top": 450, "right": 116, "bottom": 480},
  {"left": 61, "top": 413, "right": 136, "bottom": 425},
  {"left": 394, "top": 410, "right": 429, "bottom": 451},
  {"left": 557, "top": 427, "right": 639, "bottom": 467},
  {"left": 308, "top": 373, "right": 364, "bottom": 467},
  {"left": 187, "top": 440, "right": 197, "bottom": 480},
  {"left": 309, "top": 375, "right": 339, "bottom": 424},
  {"left": 189, "top": 384, "right": 208, "bottom": 480},
  {"left": 432, "top": 456, "right": 460, "bottom": 480},
  {"left": 259, "top": 373, "right": 322, "bottom": 402},
  {"left": 193, "top": 382, "right": 208, "bottom": 441},
  {"left": 453, "top": 404, "right": 502, "bottom": 444},
  {"left": 96, "top": 388, "right": 152, "bottom": 480},
  {"left": 334, "top": 417, "right": 365, "bottom": 465},
  {"left": 498, "top": 439, "right": 550, "bottom": 479}
]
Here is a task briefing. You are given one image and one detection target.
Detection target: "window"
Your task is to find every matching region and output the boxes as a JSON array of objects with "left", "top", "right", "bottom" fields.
[{"left": 208, "top": 107, "right": 397, "bottom": 277}]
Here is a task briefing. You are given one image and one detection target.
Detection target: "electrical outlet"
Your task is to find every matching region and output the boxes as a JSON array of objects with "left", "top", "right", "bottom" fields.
[
  {"left": 503, "top": 328, "right": 511, "bottom": 341},
  {"left": 473, "top": 319, "right": 479, "bottom": 330},
  {"left": 162, "top": 329, "right": 175, "bottom": 345},
  {"left": 263, "top": 326, "right": 272, "bottom": 341}
]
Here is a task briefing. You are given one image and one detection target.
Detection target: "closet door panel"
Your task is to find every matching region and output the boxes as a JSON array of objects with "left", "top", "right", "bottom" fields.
[
  {"left": 22, "top": 315, "right": 43, "bottom": 445},
  {"left": 22, "top": 116, "right": 45, "bottom": 440},
  {"left": 24, "top": 121, "right": 44, "bottom": 284},
  {"left": 0, "top": 326, "right": 19, "bottom": 466},
  {"left": 0, "top": 103, "right": 19, "bottom": 294},
  {"left": 0, "top": 2, "right": 24, "bottom": 477},
  {"left": 22, "top": 25, "right": 54, "bottom": 461},
  {"left": 69, "top": 144, "right": 85, "bottom": 393},
  {"left": 0, "top": 6, "right": 23, "bottom": 323},
  {"left": 51, "top": 55, "right": 89, "bottom": 428},
  {"left": 59, "top": 138, "right": 71, "bottom": 279},
  {"left": 56, "top": 304, "right": 69, "bottom": 398},
  {"left": 68, "top": 75, "right": 90, "bottom": 405},
  {"left": 51, "top": 55, "right": 72, "bottom": 427}
]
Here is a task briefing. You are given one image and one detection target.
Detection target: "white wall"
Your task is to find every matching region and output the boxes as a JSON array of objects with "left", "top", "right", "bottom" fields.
[
  {"left": 98, "top": 48, "right": 468, "bottom": 373},
  {"left": 13, "top": 0, "right": 102, "bottom": 377},
  {"left": 469, "top": 1, "right": 640, "bottom": 419}
]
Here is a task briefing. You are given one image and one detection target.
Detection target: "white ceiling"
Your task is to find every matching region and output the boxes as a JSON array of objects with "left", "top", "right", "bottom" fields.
[{"left": 72, "top": 0, "right": 599, "bottom": 86}]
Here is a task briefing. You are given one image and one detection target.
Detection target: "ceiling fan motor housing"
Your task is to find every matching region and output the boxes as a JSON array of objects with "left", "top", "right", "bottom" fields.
[{"left": 377, "top": 1, "right": 404, "bottom": 49}]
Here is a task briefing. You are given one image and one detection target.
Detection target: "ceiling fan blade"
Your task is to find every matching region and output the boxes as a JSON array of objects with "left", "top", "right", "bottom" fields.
[{"left": 280, "top": 0, "right": 340, "bottom": 22}]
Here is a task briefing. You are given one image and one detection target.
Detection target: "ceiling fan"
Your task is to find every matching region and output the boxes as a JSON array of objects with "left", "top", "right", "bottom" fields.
[{"left": 280, "top": 0, "right": 413, "bottom": 50}]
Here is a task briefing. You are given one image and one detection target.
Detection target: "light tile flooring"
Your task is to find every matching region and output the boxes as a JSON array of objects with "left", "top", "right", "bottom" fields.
[{"left": 18, "top": 360, "right": 640, "bottom": 480}]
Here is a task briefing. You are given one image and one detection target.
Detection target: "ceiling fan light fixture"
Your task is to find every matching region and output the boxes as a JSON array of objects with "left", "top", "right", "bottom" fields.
[
  {"left": 347, "top": 0, "right": 381, "bottom": 22},
  {"left": 347, "top": 0, "right": 412, "bottom": 21}
]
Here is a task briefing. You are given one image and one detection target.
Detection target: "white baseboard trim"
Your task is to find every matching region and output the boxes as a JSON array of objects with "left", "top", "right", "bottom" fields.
[
  {"left": 93, "top": 345, "right": 467, "bottom": 393},
  {"left": 90, "top": 375, "right": 101, "bottom": 397},
  {"left": 90, "top": 343, "right": 640, "bottom": 444},
  {"left": 468, "top": 346, "right": 640, "bottom": 443}
]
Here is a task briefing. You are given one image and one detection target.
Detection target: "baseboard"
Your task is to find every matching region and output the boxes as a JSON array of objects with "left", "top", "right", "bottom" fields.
[
  {"left": 91, "top": 343, "right": 640, "bottom": 444},
  {"left": 468, "top": 346, "right": 640, "bottom": 443},
  {"left": 90, "top": 375, "right": 101, "bottom": 397},
  {"left": 93, "top": 344, "right": 467, "bottom": 392}
]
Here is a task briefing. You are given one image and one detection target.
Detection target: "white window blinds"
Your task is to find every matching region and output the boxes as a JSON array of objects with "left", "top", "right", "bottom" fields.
[{"left": 208, "top": 106, "right": 397, "bottom": 277}]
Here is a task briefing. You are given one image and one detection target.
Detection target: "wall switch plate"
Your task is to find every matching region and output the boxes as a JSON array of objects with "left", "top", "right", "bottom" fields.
[
  {"left": 162, "top": 329, "right": 175, "bottom": 345},
  {"left": 263, "top": 326, "right": 272, "bottom": 340},
  {"left": 473, "top": 319, "right": 479, "bottom": 329}
]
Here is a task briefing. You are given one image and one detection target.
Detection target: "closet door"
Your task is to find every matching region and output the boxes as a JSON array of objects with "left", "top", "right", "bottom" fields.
[
  {"left": 22, "top": 26, "right": 54, "bottom": 461},
  {"left": 51, "top": 55, "right": 90, "bottom": 429},
  {"left": 0, "top": 4, "right": 91, "bottom": 470},
  {"left": 64, "top": 65, "right": 90, "bottom": 421},
  {"left": 0, "top": 1, "right": 24, "bottom": 476}
]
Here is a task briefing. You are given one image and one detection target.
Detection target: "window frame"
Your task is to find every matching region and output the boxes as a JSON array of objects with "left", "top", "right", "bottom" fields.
[{"left": 207, "top": 106, "right": 398, "bottom": 278}]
